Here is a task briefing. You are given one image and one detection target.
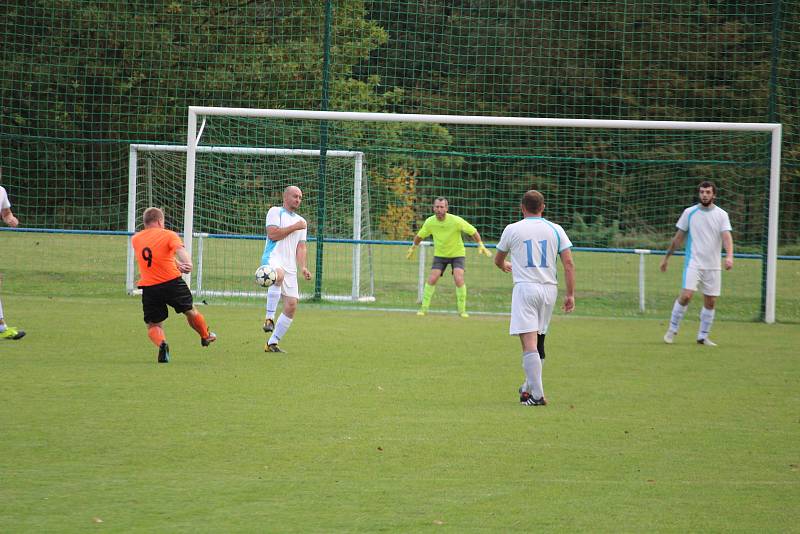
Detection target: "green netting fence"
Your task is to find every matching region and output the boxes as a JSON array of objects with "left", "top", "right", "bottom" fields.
[{"left": 1, "top": 1, "right": 798, "bottom": 321}]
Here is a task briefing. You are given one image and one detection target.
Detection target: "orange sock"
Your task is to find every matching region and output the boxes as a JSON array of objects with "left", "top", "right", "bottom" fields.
[
  {"left": 186, "top": 312, "right": 209, "bottom": 338},
  {"left": 147, "top": 325, "right": 166, "bottom": 347}
]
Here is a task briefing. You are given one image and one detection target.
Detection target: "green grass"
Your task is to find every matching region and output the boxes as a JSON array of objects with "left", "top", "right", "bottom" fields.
[
  {"left": 1, "top": 296, "right": 798, "bottom": 531},
  {"left": 2, "top": 230, "right": 799, "bottom": 322}
]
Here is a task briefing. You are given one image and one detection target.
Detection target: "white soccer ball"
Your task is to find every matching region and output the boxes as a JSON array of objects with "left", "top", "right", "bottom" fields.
[{"left": 254, "top": 265, "right": 277, "bottom": 287}]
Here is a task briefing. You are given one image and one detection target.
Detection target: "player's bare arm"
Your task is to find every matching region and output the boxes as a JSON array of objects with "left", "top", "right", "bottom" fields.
[
  {"left": 296, "top": 241, "right": 312, "bottom": 280},
  {"left": 560, "top": 248, "right": 576, "bottom": 313},
  {"left": 493, "top": 250, "right": 512, "bottom": 273},
  {"left": 660, "top": 229, "right": 686, "bottom": 272},
  {"left": 267, "top": 219, "right": 307, "bottom": 241},
  {"left": 175, "top": 246, "right": 193, "bottom": 274},
  {"left": 1, "top": 207, "right": 18, "bottom": 227},
  {"left": 723, "top": 230, "right": 734, "bottom": 270}
]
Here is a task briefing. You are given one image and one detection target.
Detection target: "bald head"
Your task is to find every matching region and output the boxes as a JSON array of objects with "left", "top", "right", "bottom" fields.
[{"left": 283, "top": 185, "right": 304, "bottom": 212}]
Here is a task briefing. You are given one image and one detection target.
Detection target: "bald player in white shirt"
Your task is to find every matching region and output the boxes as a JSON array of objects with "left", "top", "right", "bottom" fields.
[
  {"left": 260, "top": 185, "right": 312, "bottom": 353},
  {"left": 661, "top": 181, "right": 734, "bottom": 347},
  {"left": 494, "top": 190, "right": 575, "bottom": 406}
]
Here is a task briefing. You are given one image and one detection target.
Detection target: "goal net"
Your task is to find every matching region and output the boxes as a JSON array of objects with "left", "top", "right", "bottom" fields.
[
  {"left": 182, "top": 108, "right": 781, "bottom": 321},
  {"left": 127, "top": 144, "right": 374, "bottom": 301}
]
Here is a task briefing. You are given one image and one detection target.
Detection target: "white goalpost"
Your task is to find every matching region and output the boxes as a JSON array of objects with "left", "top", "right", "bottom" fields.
[
  {"left": 127, "top": 143, "right": 371, "bottom": 300},
  {"left": 185, "top": 107, "right": 782, "bottom": 323}
]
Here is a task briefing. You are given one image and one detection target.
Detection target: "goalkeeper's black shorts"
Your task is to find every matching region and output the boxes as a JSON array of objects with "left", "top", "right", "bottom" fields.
[{"left": 431, "top": 256, "right": 466, "bottom": 274}]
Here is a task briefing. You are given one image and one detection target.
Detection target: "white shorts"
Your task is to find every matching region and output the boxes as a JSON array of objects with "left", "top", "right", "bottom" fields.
[
  {"left": 267, "top": 260, "right": 300, "bottom": 299},
  {"left": 682, "top": 267, "right": 721, "bottom": 296},
  {"left": 509, "top": 283, "right": 558, "bottom": 335}
]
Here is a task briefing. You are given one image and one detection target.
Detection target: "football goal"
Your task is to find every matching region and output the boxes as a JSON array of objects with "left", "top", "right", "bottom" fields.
[
  {"left": 126, "top": 143, "right": 374, "bottom": 301},
  {"left": 184, "top": 107, "right": 782, "bottom": 322}
]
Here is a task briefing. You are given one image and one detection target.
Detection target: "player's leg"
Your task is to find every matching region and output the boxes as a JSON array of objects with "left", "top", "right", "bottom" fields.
[
  {"left": 145, "top": 320, "right": 170, "bottom": 362},
  {"left": 165, "top": 277, "right": 215, "bottom": 347},
  {"left": 696, "top": 271, "right": 720, "bottom": 346},
  {"left": 267, "top": 297, "right": 296, "bottom": 352},
  {"left": 184, "top": 307, "right": 216, "bottom": 346},
  {"left": 142, "top": 286, "right": 170, "bottom": 362},
  {"left": 264, "top": 267, "right": 285, "bottom": 332},
  {"left": 510, "top": 284, "right": 547, "bottom": 406},
  {"left": 146, "top": 321, "right": 166, "bottom": 346},
  {"left": 453, "top": 259, "right": 468, "bottom": 318},
  {"left": 536, "top": 313, "right": 552, "bottom": 361},
  {"left": 266, "top": 273, "right": 299, "bottom": 352},
  {"left": 0, "top": 296, "right": 25, "bottom": 340},
  {"left": 526, "top": 285, "right": 556, "bottom": 404},
  {"left": 419, "top": 259, "right": 444, "bottom": 315},
  {"left": 664, "top": 267, "right": 698, "bottom": 343},
  {"left": 519, "top": 331, "right": 546, "bottom": 404},
  {"left": 146, "top": 322, "right": 166, "bottom": 352}
]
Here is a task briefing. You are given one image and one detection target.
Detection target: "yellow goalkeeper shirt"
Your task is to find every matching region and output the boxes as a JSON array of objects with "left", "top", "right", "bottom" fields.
[{"left": 417, "top": 214, "right": 477, "bottom": 258}]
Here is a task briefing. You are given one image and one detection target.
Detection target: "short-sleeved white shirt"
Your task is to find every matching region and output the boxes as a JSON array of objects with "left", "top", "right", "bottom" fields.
[
  {"left": 0, "top": 186, "right": 11, "bottom": 211},
  {"left": 496, "top": 217, "right": 573, "bottom": 285},
  {"left": 675, "top": 204, "right": 732, "bottom": 270},
  {"left": 260, "top": 206, "right": 307, "bottom": 274}
]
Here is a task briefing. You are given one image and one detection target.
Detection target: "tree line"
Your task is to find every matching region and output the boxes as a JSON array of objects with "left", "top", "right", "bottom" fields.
[{"left": 0, "top": 0, "right": 797, "bottom": 247}]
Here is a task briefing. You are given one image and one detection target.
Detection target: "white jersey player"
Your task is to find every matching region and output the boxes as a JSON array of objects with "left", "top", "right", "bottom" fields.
[
  {"left": 495, "top": 190, "right": 575, "bottom": 406},
  {"left": 259, "top": 186, "right": 312, "bottom": 353},
  {"left": 660, "top": 181, "right": 734, "bottom": 347},
  {"left": 0, "top": 176, "right": 26, "bottom": 340}
]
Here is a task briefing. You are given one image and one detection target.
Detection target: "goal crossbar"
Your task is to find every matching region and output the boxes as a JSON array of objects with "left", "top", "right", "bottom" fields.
[{"left": 186, "top": 108, "right": 782, "bottom": 323}]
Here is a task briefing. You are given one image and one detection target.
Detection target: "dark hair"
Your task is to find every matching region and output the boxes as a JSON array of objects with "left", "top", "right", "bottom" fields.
[
  {"left": 521, "top": 190, "right": 544, "bottom": 214},
  {"left": 698, "top": 180, "right": 717, "bottom": 195}
]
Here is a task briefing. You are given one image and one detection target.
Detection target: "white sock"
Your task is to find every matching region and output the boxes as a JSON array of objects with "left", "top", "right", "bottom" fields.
[
  {"left": 265, "top": 285, "right": 282, "bottom": 319},
  {"left": 0, "top": 299, "right": 5, "bottom": 332},
  {"left": 698, "top": 307, "right": 715, "bottom": 340},
  {"left": 268, "top": 314, "right": 293, "bottom": 345},
  {"left": 522, "top": 351, "right": 544, "bottom": 400},
  {"left": 669, "top": 300, "right": 688, "bottom": 333}
]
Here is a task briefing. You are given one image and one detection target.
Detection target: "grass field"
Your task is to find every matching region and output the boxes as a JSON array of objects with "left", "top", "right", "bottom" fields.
[
  {"left": 1, "top": 295, "right": 798, "bottom": 531},
  {"left": 2, "top": 230, "right": 799, "bottom": 321}
]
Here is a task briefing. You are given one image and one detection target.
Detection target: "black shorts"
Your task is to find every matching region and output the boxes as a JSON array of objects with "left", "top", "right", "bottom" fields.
[
  {"left": 431, "top": 256, "right": 466, "bottom": 274},
  {"left": 140, "top": 277, "right": 194, "bottom": 324}
]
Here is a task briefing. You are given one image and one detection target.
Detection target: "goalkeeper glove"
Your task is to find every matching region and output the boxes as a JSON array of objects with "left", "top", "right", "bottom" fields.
[
  {"left": 477, "top": 242, "right": 493, "bottom": 258},
  {"left": 406, "top": 245, "right": 418, "bottom": 260}
]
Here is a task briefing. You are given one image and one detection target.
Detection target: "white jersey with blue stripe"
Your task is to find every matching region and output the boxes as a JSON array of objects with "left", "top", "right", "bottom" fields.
[
  {"left": 675, "top": 204, "right": 732, "bottom": 271},
  {"left": 260, "top": 206, "right": 307, "bottom": 273},
  {"left": 496, "top": 216, "right": 573, "bottom": 285}
]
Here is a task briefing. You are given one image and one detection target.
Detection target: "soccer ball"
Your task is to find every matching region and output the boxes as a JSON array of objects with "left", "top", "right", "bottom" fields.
[{"left": 254, "top": 265, "right": 277, "bottom": 287}]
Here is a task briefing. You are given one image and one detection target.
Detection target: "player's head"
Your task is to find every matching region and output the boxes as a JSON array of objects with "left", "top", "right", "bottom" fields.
[
  {"left": 521, "top": 190, "right": 545, "bottom": 216},
  {"left": 433, "top": 197, "right": 449, "bottom": 219},
  {"left": 698, "top": 181, "right": 717, "bottom": 207},
  {"left": 283, "top": 186, "right": 303, "bottom": 211},
  {"left": 142, "top": 207, "right": 165, "bottom": 228}
]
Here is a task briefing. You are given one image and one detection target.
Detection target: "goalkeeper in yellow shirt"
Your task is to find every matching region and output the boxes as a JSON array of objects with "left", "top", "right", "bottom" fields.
[{"left": 407, "top": 197, "right": 493, "bottom": 317}]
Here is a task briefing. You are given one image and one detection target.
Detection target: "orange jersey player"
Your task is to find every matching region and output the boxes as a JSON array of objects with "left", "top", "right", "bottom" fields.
[{"left": 131, "top": 207, "right": 216, "bottom": 363}]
